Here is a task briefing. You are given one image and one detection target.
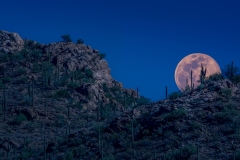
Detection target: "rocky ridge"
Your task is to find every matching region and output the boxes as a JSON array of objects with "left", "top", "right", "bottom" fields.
[{"left": 0, "top": 30, "right": 240, "bottom": 160}]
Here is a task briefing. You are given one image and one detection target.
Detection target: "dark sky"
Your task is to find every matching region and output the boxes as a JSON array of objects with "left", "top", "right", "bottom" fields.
[{"left": 1, "top": 0, "right": 240, "bottom": 101}]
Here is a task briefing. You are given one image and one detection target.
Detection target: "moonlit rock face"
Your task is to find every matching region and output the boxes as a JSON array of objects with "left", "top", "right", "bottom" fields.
[{"left": 175, "top": 53, "right": 221, "bottom": 91}]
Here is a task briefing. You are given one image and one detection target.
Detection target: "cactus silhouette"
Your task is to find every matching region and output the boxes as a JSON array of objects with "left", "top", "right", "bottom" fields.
[
  {"left": 190, "top": 70, "right": 194, "bottom": 90},
  {"left": 28, "top": 78, "right": 34, "bottom": 106},
  {"left": 2, "top": 67, "right": 7, "bottom": 122},
  {"left": 200, "top": 63, "right": 207, "bottom": 84},
  {"left": 6, "top": 136, "right": 12, "bottom": 159},
  {"left": 165, "top": 86, "right": 168, "bottom": 99},
  {"left": 231, "top": 61, "right": 234, "bottom": 81},
  {"left": 197, "top": 143, "right": 200, "bottom": 160},
  {"left": 68, "top": 104, "right": 70, "bottom": 120},
  {"left": 97, "top": 94, "right": 101, "bottom": 158}
]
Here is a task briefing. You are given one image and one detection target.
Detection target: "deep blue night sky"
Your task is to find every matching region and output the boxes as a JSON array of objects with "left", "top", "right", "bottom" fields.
[{"left": 1, "top": 0, "right": 240, "bottom": 101}]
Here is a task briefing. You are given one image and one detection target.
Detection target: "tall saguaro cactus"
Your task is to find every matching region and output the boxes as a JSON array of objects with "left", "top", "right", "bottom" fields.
[
  {"left": 231, "top": 61, "right": 234, "bottom": 81},
  {"left": 2, "top": 67, "right": 7, "bottom": 122},
  {"left": 190, "top": 70, "right": 194, "bottom": 90},
  {"left": 42, "top": 123, "right": 47, "bottom": 160},
  {"left": 200, "top": 63, "right": 207, "bottom": 84},
  {"left": 165, "top": 86, "right": 168, "bottom": 99},
  {"left": 28, "top": 78, "right": 34, "bottom": 106},
  {"left": 97, "top": 94, "right": 101, "bottom": 158}
]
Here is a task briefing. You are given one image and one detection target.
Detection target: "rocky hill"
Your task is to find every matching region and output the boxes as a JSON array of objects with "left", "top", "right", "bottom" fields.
[{"left": 0, "top": 30, "right": 240, "bottom": 160}]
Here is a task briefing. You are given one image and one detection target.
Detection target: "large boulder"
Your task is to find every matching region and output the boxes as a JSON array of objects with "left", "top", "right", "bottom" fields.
[{"left": 0, "top": 30, "right": 24, "bottom": 53}]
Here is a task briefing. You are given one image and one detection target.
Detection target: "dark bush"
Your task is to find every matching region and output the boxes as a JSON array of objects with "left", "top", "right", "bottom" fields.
[
  {"left": 206, "top": 72, "right": 224, "bottom": 82},
  {"left": 161, "top": 108, "right": 186, "bottom": 122},
  {"left": 99, "top": 53, "right": 106, "bottom": 59},
  {"left": 76, "top": 39, "right": 84, "bottom": 44},
  {"left": 61, "top": 34, "right": 72, "bottom": 42},
  {"left": 84, "top": 69, "right": 93, "bottom": 78},
  {"left": 54, "top": 89, "right": 69, "bottom": 99},
  {"left": 1, "top": 76, "right": 11, "bottom": 84},
  {"left": 169, "top": 91, "right": 182, "bottom": 100},
  {"left": 13, "top": 113, "right": 27, "bottom": 125},
  {"left": 67, "top": 81, "right": 79, "bottom": 89},
  {"left": 137, "top": 96, "right": 151, "bottom": 105},
  {"left": 0, "top": 52, "right": 9, "bottom": 63}
]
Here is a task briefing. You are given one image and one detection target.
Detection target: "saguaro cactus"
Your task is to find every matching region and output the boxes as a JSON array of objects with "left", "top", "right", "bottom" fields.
[
  {"left": 197, "top": 143, "right": 200, "bottom": 160},
  {"left": 190, "top": 70, "right": 194, "bottom": 90},
  {"left": 200, "top": 63, "right": 207, "bottom": 84},
  {"left": 97, "top": 94, "right": 101, "bottom": 158},
  {"left": 231, "top": 61, "right": 234, "bottom": 81},
  {"left": 67, "top": 105, "right": 70, "bottom": 120},
  {"left": 28, "top": 78, "right": 34, "bottom": 106},
  {"left": 165, "top": 86, "right": 168, "bottom": 99},
  {"left": 42, "top": 123, "right": 47, "bottom": 160},
  {"left": 2, "top": 67, "right": 7, "bottom": 122},
  {"left": 185, "top": 78, "right": 189, "bottom": 90}
]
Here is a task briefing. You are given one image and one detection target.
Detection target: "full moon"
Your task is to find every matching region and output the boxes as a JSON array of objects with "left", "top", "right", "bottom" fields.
[{"left": 175, "top": 53, "right": 221, "bottom": 91}]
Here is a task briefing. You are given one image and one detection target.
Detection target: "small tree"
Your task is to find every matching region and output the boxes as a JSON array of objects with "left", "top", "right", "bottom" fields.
[
  {"left": 61, "top": 35, "right": 72, "bottom": 42},
  {"left": 76, "top": 39, "right": 84, "bottom": 44}
]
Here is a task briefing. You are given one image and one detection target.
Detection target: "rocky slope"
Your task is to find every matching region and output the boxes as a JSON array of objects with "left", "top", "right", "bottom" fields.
[{"left": 0, "top": 30, "right": 240, "bottom": 160}]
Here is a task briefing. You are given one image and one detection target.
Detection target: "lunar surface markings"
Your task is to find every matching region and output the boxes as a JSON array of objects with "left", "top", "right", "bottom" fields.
[{"left": 175, "top": 53, "right": 221, "bottom": 91}]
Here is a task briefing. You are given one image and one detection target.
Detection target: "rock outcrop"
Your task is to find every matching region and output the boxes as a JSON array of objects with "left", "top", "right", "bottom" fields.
[{"left": 0, "top": 30, "right": 24, "bottom": 53}]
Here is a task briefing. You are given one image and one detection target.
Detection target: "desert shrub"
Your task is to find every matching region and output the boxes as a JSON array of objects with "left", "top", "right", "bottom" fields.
[
  {"left": 206, "top": 72, "right": 224, "bottom": 82},
  {"left": 76, "top": 39, "right": 84, "bottom": 44},
  {"left": 55, "top": 115, "right": 67, "bottom": 127},
  {"left": 165, "top": 144, "right": 197, "bottom": 160},
  {"left": 219, "top": 88, "right": 232, "bottom": 100},
  {"left": 110, "top": 86, "right": 121, "bottom": 93},
  {"left": 12, "top": 53, "right": 24, "bottom": 61},
  {"left": 19, "top": 147, "right": 33, "bottom": 159},
  {"left": 59, "top": 76, "right": 69, "bottom": 86},
  {"left": 29, "top": 49, "right": 42, "bottom": 62},
  {"left": 214, "top": 103, "right": 238, "bottom": 123},
  {"left": 235, "top": 149, "right": 240, "bottom": 159},
  {"left": 161, "top": 108, "right": 186, "bottom": 122},
  {"left": 18, "top": 75, "right": 28, "bottom": 84},
  {"left": 233, "top": 74, "right": 240, "bottom": 84},
  {"left": 197, "top": 84, "right": 204, "bottom": 90},
  {"left": 169, "top": 91, "right": 182, "bottom": 100},
  {"left": 16, "top": 67, "right": 27, "bottom": 75},
  {"left": 136, "top": 96, "right": 151, "bottom": 105},
  {"left": 19, "top": 48, "right": 30, "bottom": 58},
  {"left": 189, "top": 121, "right": 202, "bottom": 130},
  {"left": 64, "top": 151, "right": 74, "bottom": 160},
  {"left": 61, "top": 34, "right": 72, "bottom": 42},
  {"left": 99, "top": 53, "right": 106, "bottom": 59},
  {"left": 0, "top": 80, "right": 3, "bottom": 89},
  {"left": 24, "top": 40, "right": 41, "bottom": 50},
  {"left": 1, "top": 76, "right": 11, "bottom": 84},
  {"left": 102, "top": 154, "right": 115, "bottom": 160},
  {"left": 0, "top": 52, "right": 9, "bottom": 63},
  {"left": 32, "top": 62, "right": 41, "bottom": 73},
  {"left": 67, "top": 81, "right": 79, "bottom": 89},
  {"left": 72, "top": 101, "right": 84, "bottom": 111},
  {"left": 54, "top": 89, "right": 69, "bottom": 99},
  {"left": 13, "top": 113, "right": 27, "bottom": 125},
  {"left": 103, "top": 83, "right": 109, "bottom": 93},
  {"left": 84, "top": 69, "right": 93, "bottom": 78}
]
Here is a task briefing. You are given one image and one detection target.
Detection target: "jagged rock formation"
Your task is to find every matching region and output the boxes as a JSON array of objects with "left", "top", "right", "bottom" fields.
[
  {"left": 0, "top": 30, "right": 240, "bottom": 160},
  {"left": 0, "top": 30, "right": 24, "bottom": 53}
]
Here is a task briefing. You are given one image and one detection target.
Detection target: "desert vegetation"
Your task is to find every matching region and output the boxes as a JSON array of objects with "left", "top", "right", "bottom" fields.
[{"left": 0, "top": 31, "right": 240, "bottom": 159}]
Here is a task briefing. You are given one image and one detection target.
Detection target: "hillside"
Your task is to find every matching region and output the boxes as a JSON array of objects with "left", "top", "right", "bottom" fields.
[{"left": 0, "top": 30, "right": 240, "bottom": 160}]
